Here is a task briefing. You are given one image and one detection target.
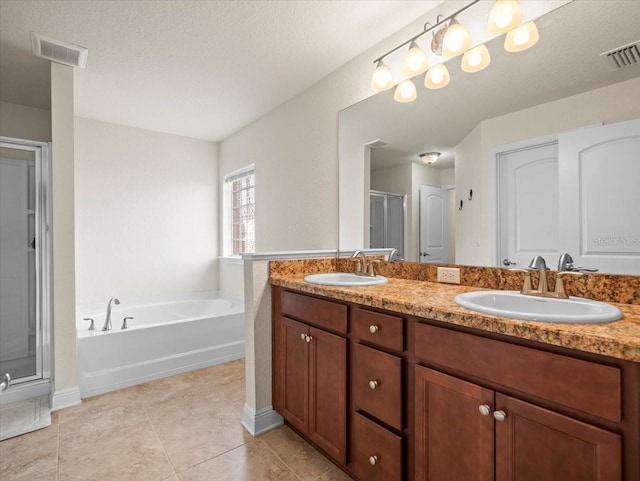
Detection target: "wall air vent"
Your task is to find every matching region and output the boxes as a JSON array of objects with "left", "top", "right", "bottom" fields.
[
  {"left": 600, "top": 40, "right": 640, "bottom": 71},
  {"left": 364, "top": 139, "right": 389, "bottom": 148},
  {"left": 31, "top": 32, "right": 88, "bottom": 69}
]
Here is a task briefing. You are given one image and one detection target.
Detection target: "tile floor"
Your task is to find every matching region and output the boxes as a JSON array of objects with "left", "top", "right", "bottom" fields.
[{"left": 0, "top": 360, "right": 351, "bottom": 481}]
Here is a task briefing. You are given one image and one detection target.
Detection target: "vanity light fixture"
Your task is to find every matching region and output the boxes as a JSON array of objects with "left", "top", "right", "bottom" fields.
[
  {"left": 402, "top": 41, "right": 429, "bottom": 77},
  {"left": 424, "top": 64, "right": 450, "bottom": 89},
  {"left": 461, "top": 44, "right": 491, "bottom": 72},
  {"left": 420, "top": 152, "right": 441, "bottom": 164},
  {"left": 504, "top": 21, "right": 539, "bottom": 52},
  {"left": 442, "top": 18, "right": 473, "bottom": 57},
  {"left": 370, "top": 0, "right": 540, "bottom": 101},
  {"left": 487, "top": 0, "right": 524, "bottom": 34},
  {"left": 371, "top": 60, "right": 394, "bottom": 92},
  {"left": 394, "top": 79, "right": 418, "bottom": 103}
]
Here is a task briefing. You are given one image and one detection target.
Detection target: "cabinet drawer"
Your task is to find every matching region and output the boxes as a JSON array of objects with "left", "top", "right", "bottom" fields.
[
  {"left": 350, "top": 412, "right": 402, "bottom": 481},
  {"left": 352, "top": 343, "right": 402, "bottom": 430},
  {"left": 351, "top": 308, "right": 403, "bottom": 351},
  {"left": 281, "top": 290, "right": 347, "bottom": 333},
  {"left": 414, "top": 322, "right": 621, "bottom": 423}
]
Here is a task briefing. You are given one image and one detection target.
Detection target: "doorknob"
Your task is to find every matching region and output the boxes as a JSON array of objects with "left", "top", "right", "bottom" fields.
[
  {"left": 420, "top": 252, "right": 431, "bottom": 257},
  {"left": 503, "top": 258, "right": 516, "bottom": 266},
  {"left": 0, "top": 373, "right": 10, "bottom": 392}
]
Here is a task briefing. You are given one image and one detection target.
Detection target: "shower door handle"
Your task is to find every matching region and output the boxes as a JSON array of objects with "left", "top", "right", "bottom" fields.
[{"left": 0, "top": 373, "right": 10, "bottom": 392}]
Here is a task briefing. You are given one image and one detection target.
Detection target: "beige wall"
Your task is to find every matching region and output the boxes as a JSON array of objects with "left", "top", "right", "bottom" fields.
[
  {"left": 455, "top": 77, "right": 640, "bottom": 266},
  {"left": 0, "top": 101, "right": 51, "bottom": 142},
  {"left": 74, "top": 118, "right": 219, "bottom": 304},
  {"left": 51, "top": 63, "right": 77, "bottom": 393}
]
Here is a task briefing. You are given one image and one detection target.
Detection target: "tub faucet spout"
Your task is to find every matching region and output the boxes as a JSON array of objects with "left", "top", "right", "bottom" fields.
[{"left": 103, "top": 297, "right": 120, "bottom": 331}]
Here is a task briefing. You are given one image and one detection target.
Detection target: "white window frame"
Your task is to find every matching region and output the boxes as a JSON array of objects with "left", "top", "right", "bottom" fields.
[{"left": 222, "top": 164, "right": 255, "bottom": 258}]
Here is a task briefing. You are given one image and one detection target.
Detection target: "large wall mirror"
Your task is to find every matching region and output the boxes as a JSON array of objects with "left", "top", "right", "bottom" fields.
[{"left": 339, "top": 0, "right": 640, "bottom": 275}]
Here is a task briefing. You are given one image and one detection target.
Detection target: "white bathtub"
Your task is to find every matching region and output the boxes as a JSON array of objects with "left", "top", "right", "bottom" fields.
[{"left": 76, "top": 292, "right": 244, "bottom": 398}]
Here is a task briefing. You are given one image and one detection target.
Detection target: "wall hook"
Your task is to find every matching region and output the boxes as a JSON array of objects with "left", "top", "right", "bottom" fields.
[
  {"left": 459, "top": 200, "right": 463, "bottom": 211},
  {"left": 468, "top": 189, "right": 473, "bottom": 201}
]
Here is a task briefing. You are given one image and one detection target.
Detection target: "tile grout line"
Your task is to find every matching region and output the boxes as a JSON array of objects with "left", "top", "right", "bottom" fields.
[
  {"left": 142, "top": 399, "right": 180, "bottom": 480},
  {"left": 258, "top": 436, "right": 304, "bottom": 481}
]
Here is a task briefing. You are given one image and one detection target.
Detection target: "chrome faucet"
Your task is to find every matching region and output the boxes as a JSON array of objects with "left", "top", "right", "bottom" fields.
[
  {"left": 528, "top": 256, "right": 549, "bottom": 294},
  {"left": 102, "top": 297, "right": 120, "bottom": 331}
]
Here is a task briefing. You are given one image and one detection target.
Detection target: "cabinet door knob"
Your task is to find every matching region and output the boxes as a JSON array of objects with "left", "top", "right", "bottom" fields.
[
  {"left": 300, "top": 333, "right": 306, "bottom": 341},
  {"left": 369, "top": 455, "right": 378, "bottom": 466},
  {"left": 369, "top": 325, "right": 379, "bottom": 334},
  {"left": 305, "top": 335, "right": 313, "bottom": 343},
  {"left": 478, "top": 404, "right": 491, "bottom": 416},
  {"left": 493, "top": 410, "right": 507, "bottom": 422},
  {"left": 368, "top": 380, "right": 378, "bottom": 390}
]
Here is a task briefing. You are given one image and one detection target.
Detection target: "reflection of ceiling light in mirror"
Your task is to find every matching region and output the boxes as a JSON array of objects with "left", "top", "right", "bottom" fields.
[
  {"left": 504, "top": 21, "right": 539, "bottom": 52},
  {"left": 424, "top": 64, "right": 450, "bottom": 89},
  {"left": 487, "top": 0, "right": 524, "bottom": 34},
  {"left": 461, "top": 44, "right": 491, "bottom": 72},
  {"left": 420, "top": 152, "right": 441, "bottom": 164},
  {"left": 402, "top": 41, "right": 429, "bottom": 77},
  {"left": 394, "top": 79, "right": 417, "bottom": 103},
  {"left": 371, "top": 60, "right": 394, "bottom": 91},
  {"left": 442, "top": 19, "right": 472, "bottom": 57}
]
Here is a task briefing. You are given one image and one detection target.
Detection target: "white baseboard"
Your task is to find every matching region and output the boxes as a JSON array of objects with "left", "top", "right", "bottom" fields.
[
  {"left": 241, "top": 404, "right": 283, "bottom": 436},
  {"left": 51, "top": 387, "right": 82, "bottom": 411}
]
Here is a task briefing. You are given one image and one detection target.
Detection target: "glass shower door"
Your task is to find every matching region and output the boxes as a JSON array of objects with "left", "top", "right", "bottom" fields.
[{"left": 0, "top": 145, "right": 41, "bottom": 387}]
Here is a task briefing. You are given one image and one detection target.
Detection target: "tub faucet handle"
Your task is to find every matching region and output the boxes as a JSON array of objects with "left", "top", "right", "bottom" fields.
[
  {"left": 83, "top": 318, "right": 95, "bottom": 331},
  {"left": 122, "top": 317, "right": 134, "bottom": 330}
]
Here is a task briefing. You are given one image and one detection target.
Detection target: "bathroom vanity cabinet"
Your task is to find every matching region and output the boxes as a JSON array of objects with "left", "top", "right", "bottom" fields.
[{"left": 271, "top": 286, "right": 640, "bottom": 481}]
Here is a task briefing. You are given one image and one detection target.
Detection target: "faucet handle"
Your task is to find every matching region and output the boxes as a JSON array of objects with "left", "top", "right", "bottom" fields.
[
  {"left": 83, "top": 318, "right": 95, "bottom": 331},
  {"left": 508, "top": 268, "right": 533, "bottom": 292},
  {"left": 367, "top": 259, "right": 382, "bottom": 277},
  {"left": 122, "top": 317, "right": 134, "bottom": 330}
]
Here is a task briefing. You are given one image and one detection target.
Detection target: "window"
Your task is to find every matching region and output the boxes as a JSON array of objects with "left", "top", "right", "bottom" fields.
[{"left": 223, "top": 165, "right": 255, "bottom": 257}]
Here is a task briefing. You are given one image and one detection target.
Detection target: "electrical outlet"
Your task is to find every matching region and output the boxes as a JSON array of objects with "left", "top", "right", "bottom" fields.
[{"left": 437, "top": 267, "right": 461, "bottom": 284}]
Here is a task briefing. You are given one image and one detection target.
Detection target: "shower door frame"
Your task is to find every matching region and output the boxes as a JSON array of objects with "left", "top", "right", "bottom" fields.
[{"left": 0, "top": 136, "right": 52, "bottom": 401}]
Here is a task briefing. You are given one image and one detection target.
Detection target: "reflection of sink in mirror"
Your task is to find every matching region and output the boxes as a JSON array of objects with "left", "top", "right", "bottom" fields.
[
  {"left": 304, "top": 273, "right": 388, "bottom": 286},
  {"left": 455, "top": 290, "right": 622, "bottom": 324}
]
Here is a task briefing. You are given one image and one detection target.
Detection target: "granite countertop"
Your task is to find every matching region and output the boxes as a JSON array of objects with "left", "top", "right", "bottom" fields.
[{"left": 269, "top": 273, "right": 640, "bottom": 363}]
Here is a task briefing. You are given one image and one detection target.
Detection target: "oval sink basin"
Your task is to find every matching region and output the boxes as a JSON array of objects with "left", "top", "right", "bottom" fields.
[
  {"left": 304, "top": 273, "right": 388, "bottom": 286},
  {"left": 454, "top": 290, "right": 622, "bottom": 324}
]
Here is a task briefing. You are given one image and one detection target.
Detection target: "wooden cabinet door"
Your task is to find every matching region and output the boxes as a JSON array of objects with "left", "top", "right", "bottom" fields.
[
  {"left": 414, "top": 366, "right": 494, "bottom": 481},
  {"left": 309, "top": 326, "right": 347, "bottom": 464},
  {"left": 495, "top": 394, "right": 622, "bottom": 481},
  {"left": 281, "top": 317, "right": 309, "bottom": 435}
]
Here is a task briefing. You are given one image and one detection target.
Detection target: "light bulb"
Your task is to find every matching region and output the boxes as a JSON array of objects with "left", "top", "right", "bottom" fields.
[
  {"left": 504, "top": 21, "right": 539, "bottom": 53},
  {"left": 402, "top": 41, "right": 429, "bottom": 77},
  {"left": 487, "top": 1, "right": 523, "bottom": 34},
  {"left": 442, "top": 20, "right": 472, "bottom": 57},
  {"left": 394, "top": 79, "right": 417, "bottom": 103},
  {"left": 371, "top": 60, "right": 394, "bottom": 92},
  {"left": 424, "top": 64, "right": 450, "bottom": 89},
  {"left": 461, "top": 44, "right": 491, "bottom": 73}
]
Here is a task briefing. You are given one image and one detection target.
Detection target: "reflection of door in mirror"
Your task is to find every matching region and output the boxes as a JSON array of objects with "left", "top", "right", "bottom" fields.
[
  {"left": 419, "top": 185, "right": 450, "bottom": 264},
  {"left": 369, "top": 191, "right": 405, "bottom": 260},
  {"left": 496, "top": 118, "right": 640, "bottom": 274}
]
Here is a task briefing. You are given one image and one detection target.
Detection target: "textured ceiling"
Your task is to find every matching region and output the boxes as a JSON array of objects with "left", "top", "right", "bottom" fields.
[{"left": 0, "top": 0, "right": 442, "bottom": 141}]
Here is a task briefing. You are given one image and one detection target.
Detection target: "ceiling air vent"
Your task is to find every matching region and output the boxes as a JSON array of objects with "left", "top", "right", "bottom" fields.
[
  {"left": 364, "top": 139, "right": 389, "bottom": 148},
  {"left": 31, "top": 32, "right": 88, "bottom": 69},
  {"left": 600, "top": 40, "right": 640, "bottom": 71}
]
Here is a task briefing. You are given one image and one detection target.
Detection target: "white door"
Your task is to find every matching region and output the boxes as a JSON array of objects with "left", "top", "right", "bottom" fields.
[
  {"left": 558, "top": 118, "right": 640, "bottom": 274},
  {"left": 497, "top": 142, "right": 560, "bottom": 268},
  {"left": 419, "top": 185, "right": 448, "bottom": 263}
]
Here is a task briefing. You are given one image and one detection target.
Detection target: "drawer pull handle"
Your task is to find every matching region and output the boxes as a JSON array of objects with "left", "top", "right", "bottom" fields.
[
  {"left": 478, "top": 404, "right": 491, "bottom": 417},
  {"left": 300, "top": 333, "right": 306, "bottom": 341},
  {"left": 493, "top": 410, "right": 507, "bottom": 422},
  {"left": 369, "top": 455, "right": 378, "bottom": 466},
  {"left": 369, "top": 325, "right": 379, "bottom": 334},
  {"left": 368, "top": 380, "right": 378, "bottom": 390},
  {"left": 305, "top": 335, "right": 313, "bottom": 343}
]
